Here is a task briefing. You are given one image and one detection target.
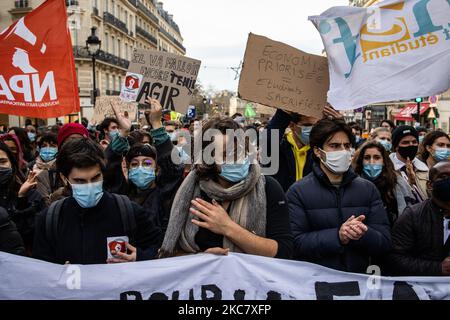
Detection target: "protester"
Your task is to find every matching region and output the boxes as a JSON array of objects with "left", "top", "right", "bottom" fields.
[
  {"left": 353, "top": 141, "right": 416, "bottom": 226},
  {"left": 351, "top": 124, "right": 366, "bottom": 148},
  {"left": 159, "top": 116, "right": 293, "bottom": 259},
  {"left": 28, "top": 132, "right": 58, "bottom": 173},
  {"left": 288, "top": 118, "right": 391, "bottom": 273},
  {"left": 418, "top": 131, "right": 450, "bottom": 169},
  {"left": 380, "top": 119, "right": 396, "bottom": 133},
  {"left": 416, "top": 126, "right": 428, "bottom": 144},
  {"left": 8, "top": 127, "right": 35, "bottom": 162},
  {"left": 0, "top": 133, "right": 28, "bottom": 182},
  {"left": 33, "top": 138, "right": 162, "bottom": 265},
  {"left": 46, "top": 123, "right": 90, "bottom": 203},
  {"left": 370, "top": 127, "right": 392, "bottom": 152},
  {"left": 0, "top": 207, "right": 25, "bottom": 256},
  {"left": 163, "top": 120, "right": 180, "bottom": 143},
  {"left": 98, "top": 117, "right": 119, "bottom": 148},
  {"left": 30, "top": 132, "right": 59, "bottom": 206},
  {"left": 264, "top": 106, "right": 342, "bottom": 192},
  {"left": 106, "top": 98, "right": 184, "bottom": 244},
  {"left": 0, "top": 141, "right": 46, "bottom": 254},
  {"left": 389, "top": 125, "right": 429, "bottom": 202},
  {"left": 387, "top": 161, "right": 450, "bottom": 276}
]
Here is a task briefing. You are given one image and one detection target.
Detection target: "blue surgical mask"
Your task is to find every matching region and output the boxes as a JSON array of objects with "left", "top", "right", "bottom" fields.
[
  {"left": 355, "top": 135, "right": 361, "bottom": 144},
  {"left": 419, "top": 136, "right": 425, "bottom": 144},
  {"left": 363, "top": 163, "right": 383, "bottom": 180},
  {"left": 433, "top": 148, "right": 450, "bottom": 162},
  {"left": 298, "top": 126, "right": 312, "bottom": 145},
  {"left": 39, "top": 147, "right": 58, "bottom": 162},
  {"left": 109, "top": 129, "right": 120, "bottom": 141},
  {"left": 378, "top": 139, "right": 392, "bottom": 152},
  {"left": 220, "top": 158, "right": 250, "bottom": 183},
  {"left": 128, "top": 167, "right": 156, "bottom": 190},
  {"left": 71, "top": 181, "right": 104, "bottom": 208},
  {"left": 27, "top": 132, "right": 36, "bottom": 142}
]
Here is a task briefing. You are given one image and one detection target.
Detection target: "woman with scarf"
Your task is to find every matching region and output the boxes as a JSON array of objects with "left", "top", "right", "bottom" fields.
[
  {"left": 30, "top": 132, "right": 59, "bottom": 206},
  {"left": 352, "top": 141, "right": 416, "bottom": 227},
  {"left": 159, "top": 116, "right": 293, "bottom": 259},
  {"left": 0, "top": 141, "right": 46, "bottom": 254}
]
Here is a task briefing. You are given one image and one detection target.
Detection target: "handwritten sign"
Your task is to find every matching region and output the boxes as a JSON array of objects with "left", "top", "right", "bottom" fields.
[
  {"left": 93, "top": 96, "right": 137, "bottom": 122},
  {"left": 238, "top": 33, "right": 329, "bottom": 119},
  {"left": 121, "top": 48, "right": 201, "bottom": 114}
]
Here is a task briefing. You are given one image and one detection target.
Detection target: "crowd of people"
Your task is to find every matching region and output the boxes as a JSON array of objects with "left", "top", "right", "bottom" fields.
[{"left": 0, "top": 99, "right": 449, "bottom": 277}]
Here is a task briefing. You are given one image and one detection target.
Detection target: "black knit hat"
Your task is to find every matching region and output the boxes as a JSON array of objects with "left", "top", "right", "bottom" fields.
[
  {"left": 391, "top": 125, "right": 418, "bottom": 149},
  {"left": 125, "top": 143, "right": 157, "bottom": 163}
]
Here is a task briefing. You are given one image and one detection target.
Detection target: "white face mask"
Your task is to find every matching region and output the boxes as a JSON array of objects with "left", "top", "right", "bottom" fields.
[{"left": 319, "top": 149, "right": 352, "bottom": 174}]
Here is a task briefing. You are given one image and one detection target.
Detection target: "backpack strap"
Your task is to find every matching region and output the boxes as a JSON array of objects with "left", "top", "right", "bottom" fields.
[
  {"left": 113, "top": 194, "right": 136, "bottom": 241},
  {"left": 45, "top": 198, "right": 65, "bottom": 243}
]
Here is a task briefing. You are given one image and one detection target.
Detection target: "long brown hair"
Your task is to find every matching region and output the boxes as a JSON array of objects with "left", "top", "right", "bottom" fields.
[
  {"left": 418, "top": 130, "right": 450, "bottom": 162},
  {"left": 352, "top": 141, "right": 398, "bottom": 205}
]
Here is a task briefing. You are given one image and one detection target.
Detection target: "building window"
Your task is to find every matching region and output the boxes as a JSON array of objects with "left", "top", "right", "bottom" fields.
[
  {"left": 112, "top": 36, "right": 115, "bottom": 55},
  {"left": 117, "top": 39, "right": 121, "bottom": 58},
  {"left": 112, "top": 76, "right": 116, "bottom": 92},
  {"left": 104, "top": 0, "right": 108, "bottom": 12},
  {"left": 106, "top": 74, "right": 110, "bottom": 91},
  {"left": 104, "top": 33, "right": 108, "bottom": 52},
  {"left": 15, "top": 0, "right": 29, "bottom": 7},
  {"left": 111, "top": 0, "right": 115, "bottom": 15},
  {"left": 118, "top": 76, "right": 122, "bottom": 90}
]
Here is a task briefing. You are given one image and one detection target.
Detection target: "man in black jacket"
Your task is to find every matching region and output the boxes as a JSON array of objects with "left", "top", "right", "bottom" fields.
[
  {"left": 33, "top": 138, "right": 161, "bottom": 265},
  {"left": 387, "top": 161, "right": 450, "bottom": 276}
]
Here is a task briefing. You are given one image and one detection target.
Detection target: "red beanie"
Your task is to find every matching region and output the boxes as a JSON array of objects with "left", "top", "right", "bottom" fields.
[{"left": 57, "top": 123, "right": 89, "bottom": 147}]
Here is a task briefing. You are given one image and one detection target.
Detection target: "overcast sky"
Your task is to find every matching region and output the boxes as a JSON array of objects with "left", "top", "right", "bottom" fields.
[{"left": 160, "top": 0, "right": 349, "bottom": 92}]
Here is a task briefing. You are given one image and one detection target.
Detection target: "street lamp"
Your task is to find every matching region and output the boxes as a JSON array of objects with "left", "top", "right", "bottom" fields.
[{"left": 86, "top": 26, "right": 101, "bottom": 107}]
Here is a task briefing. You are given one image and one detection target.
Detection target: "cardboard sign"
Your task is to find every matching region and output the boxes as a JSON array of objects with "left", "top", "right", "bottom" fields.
[
  {"left": 121, "top": 49, "right": 201, "bottom": 114},
  {"left": 0, "top": 0, "right": 80, "bottom": 118},
  {"left": 93, "top": 96, "right": 137, "bottom": 122},
  {"left": 238, "top": 34, "right": 329, "bottom": 119}
]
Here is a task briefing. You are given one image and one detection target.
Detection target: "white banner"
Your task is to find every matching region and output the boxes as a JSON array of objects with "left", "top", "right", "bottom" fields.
[
  {"left": 309, "top": 0, "right": 450, "bottom": 110},
  {"left": 0, "top": 252, "right": 449, "bottom": 300}
]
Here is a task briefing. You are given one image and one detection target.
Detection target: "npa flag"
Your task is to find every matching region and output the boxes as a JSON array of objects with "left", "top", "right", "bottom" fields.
[
  {"left": 0, "top": 0, "right": 80, "bottom": 118},
  {"left": 309, "top": 0, "right": 450, "bottom": 110}
]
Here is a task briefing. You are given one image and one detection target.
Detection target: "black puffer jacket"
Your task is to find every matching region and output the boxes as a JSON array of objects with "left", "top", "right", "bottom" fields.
[
  {"left": 0, "top": 207, "right": 25, "bottom": 256},
  {"left": 287, "top": 162, "right": 391, "bottom": 273},
  {"left": 386, "top": 200, "right": 447, "bottom": 276}
]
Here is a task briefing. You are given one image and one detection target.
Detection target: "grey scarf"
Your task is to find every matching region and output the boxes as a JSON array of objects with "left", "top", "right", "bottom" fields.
[{"left": 159, "top": 164, "right": 266, "bottom": 257}]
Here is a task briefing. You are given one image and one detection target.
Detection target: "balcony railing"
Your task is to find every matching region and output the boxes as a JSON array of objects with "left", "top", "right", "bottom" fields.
[
  {"left": 103, "top": 12, "right": 128, "bottom": 35},
  {"left": 127, "top": 0, "right": 138, "bottom": 7},
  {"left": 73, "top": 46, "right": 129, "bottom": 70},
  {"left": 159, "top": 27, "right": 186, "bottom": 53},
  {"left": 14, "top": 0, "right": 29, "bottom": 8},
  {"left": 136, "top": 26, "right": 158, "bottom": 46},
  {"left": 137, "top": 1, "right": 159, "bottom": 25}
]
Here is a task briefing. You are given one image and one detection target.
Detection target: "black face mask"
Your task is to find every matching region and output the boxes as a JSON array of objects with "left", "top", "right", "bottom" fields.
[
  {"left": 433, "top": 178, "right": 450, "bottom": 203},
  {"left": 0, "top": 167, "right": 13, "bottom": 186},
  {"left": 398, "top": 145, "right": 418, "bottom": 161}
]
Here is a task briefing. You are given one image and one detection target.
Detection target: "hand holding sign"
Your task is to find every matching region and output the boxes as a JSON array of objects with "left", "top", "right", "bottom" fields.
[
  {"left": 107, "top": 242, "right": 137, "bottom": 264},
  {"left": 110, "top": 100, "right": 132, "bottom": 135},
  {"left": 144, "top": 97, "right": 163, "bottom": 130}
]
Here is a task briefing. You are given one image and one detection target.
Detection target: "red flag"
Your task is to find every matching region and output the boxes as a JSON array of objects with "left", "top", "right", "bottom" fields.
[{"left": 0, "top": 0, "right": 80, "bottom": 118}]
